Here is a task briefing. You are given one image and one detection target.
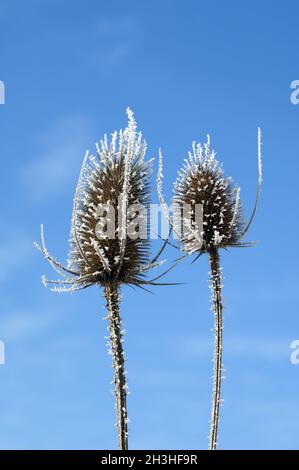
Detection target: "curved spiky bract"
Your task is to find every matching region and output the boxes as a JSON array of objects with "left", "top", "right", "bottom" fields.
[
  {"left": 241, "top": 127, "right": 263, "bottom": 238},
  {"left": 172, "top": 136, "right": 245, "bottom": 254}
]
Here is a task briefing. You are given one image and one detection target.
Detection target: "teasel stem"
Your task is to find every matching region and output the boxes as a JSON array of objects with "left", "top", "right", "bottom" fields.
[
  {"left": 104, "top": 284, "right": 128, "bottom": 450},
  {"left": 208, "top": 248, "right": 223, "bottom": 450}
]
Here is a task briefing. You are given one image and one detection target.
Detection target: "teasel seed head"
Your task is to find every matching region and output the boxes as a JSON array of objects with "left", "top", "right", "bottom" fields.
[
  {"left": 157, "top": 130, "right": 262, "bottom": 255},
  {"left": 35, "top": 109, "right": 168, "bottom": 292}
]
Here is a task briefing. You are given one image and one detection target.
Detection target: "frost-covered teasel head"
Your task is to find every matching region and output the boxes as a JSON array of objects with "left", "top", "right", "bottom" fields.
[
  {"left": 157, "top": 129, "right": 262, "bottom": 451},
  {"left": 158, "top": 130, "right": 262, "bottom": 255},
  {"left": 35, "top": 109, "right": 167, "bottom": 292}
]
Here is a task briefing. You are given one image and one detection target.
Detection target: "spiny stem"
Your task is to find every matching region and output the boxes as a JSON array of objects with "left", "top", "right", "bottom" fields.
[
  {"left": 104, "top": 284, "right": 128, "bottom": 450},
  {"left": 208, "top": 248, "right": 223, "bottom": 450}
]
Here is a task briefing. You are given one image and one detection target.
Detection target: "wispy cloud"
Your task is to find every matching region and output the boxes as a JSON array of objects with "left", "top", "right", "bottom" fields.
[
  {"left": 90, "top": 43, "right": 130, "bottom": 69},
  {"left": 20, "top": 116, "right": 92, "bottom": 201},
  {"left": 178, "top": 334, "right": 290, "bottom": 361},
  {"left": 222, "top": 399, "right": 299, "bottom": 449},
  {"left": 96, "top": 17, "right": 139, "bottom": 35},
  {"left": 1, "top": 311, "right": 53, "bottom": 342},
  {"left": 0, "top": 235, "right": 32, "bottom": 282},
  {"left": 0, "top": 304, "right": 67, "bottom": 342},
  {"left": 134, "top": 368, "right": 200, "bottom": 388},
  {"left": 90, "top": 16, "right": 139, "bottom": 71}
]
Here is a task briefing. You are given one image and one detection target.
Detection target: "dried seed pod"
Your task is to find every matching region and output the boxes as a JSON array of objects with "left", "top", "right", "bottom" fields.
[
  {"left": 158, "top": 134, "right": 261, "bottom": 255},
  {"left": 172, "top": 136, "right": 245, "bottom": 253},
  {"left": 36, "top": 109, "right": 167, "bottom": 293},
  {"left": 67, "top": 108, "right": 153, "bottom": 288}
]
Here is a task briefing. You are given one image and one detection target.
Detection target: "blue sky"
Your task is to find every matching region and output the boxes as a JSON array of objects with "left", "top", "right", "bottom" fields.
[{"left": 0, "top": 0, "right": 299, "bottom": 450}]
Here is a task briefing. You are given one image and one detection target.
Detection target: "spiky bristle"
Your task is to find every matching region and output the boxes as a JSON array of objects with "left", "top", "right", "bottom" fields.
[{"left": 173, "top": 137, "right": 244, "bottom": 254}]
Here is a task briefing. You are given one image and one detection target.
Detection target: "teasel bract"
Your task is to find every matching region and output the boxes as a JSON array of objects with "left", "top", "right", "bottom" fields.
[
  {"left": 35, "top": 109, "right": 170, "bottom": 450},
  {"left": 157, "top": 130, "right": 262, "bottom": 450}
]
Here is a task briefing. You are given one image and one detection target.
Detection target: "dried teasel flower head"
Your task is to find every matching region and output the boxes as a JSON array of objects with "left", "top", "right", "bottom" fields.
[
  {"left": 35, "top": 108, "right": 169, "bottom": 292},
  {"left": 157, "top": 130, "right": 262, "bottom": 451},
  {"left": 158, "top": 130, "right": 262, "bottom": 255}
]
